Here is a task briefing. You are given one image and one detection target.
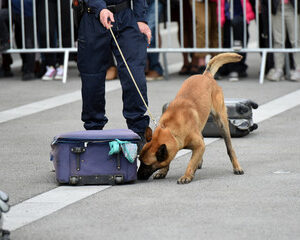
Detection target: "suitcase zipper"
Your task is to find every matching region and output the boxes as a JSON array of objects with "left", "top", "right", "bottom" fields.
[{"left": 116, "top": 148, "right": 121, "bottom": 170}]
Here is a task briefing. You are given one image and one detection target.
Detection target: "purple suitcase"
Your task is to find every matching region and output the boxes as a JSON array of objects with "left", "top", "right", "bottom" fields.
[{"left": 50, "top": 129, "right": 140, "bottom": 185}]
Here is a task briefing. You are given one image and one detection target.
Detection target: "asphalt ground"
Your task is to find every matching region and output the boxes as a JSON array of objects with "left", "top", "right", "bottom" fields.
[{"left": 0, "top": 52, "right": 300, "bottom": 240}]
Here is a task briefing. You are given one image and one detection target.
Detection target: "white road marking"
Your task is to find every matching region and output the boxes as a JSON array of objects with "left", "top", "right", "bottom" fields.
[
  {"left": 253, "top": 89, "right": 300, "bottom": 123},
  {"left": 0, "top": 81, "right": 121, "bottom": 124},
  {"left": 273, "top": 170, "right": 291, "bottom": 174},
  {"left": 2, "top": 88, "right": 300, "bottom": 232},
  {"left": 3, "top": 186, "right": 110, "bottom": 231}
]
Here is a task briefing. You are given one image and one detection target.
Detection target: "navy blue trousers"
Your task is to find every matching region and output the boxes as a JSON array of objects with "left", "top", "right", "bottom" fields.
[{"left": 77, "top": 9, "right": 150, "bottom": 134}]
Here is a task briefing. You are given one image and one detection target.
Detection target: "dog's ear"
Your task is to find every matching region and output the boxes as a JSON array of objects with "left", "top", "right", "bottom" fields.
[
  {"left": 145, "top": 127, "right": 152, "bottom": 142},
  {"left": 156, "top": 144, "right": 168, "bottom": 162}
]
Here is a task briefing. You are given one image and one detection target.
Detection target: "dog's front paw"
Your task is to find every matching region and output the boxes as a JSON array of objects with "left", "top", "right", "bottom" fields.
[
  {"left": 153, "top": 172, "right": 167, "bottom": 179},
  {"left": 177, "top": 175, "right": 193, "bottom": 184},
  {"left": 234, "top": 168, "right": 244, "bottom": 175}
]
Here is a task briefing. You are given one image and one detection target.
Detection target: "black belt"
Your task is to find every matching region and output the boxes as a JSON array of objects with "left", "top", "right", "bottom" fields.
[
  {"left": 85, "top": 1, "right": 130, "bottom": 14},
  {"left": 107, "top": 1, "right": 130, "bottom": 13}
]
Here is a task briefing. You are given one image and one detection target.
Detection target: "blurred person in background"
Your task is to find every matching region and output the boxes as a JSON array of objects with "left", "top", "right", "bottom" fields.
[
  {"left": 0, "top": 0, "right": 9, "bottom": 52},
  {"left": 36, "top": 0, "right": 72, "bottom": 81},
  {"left": 145, "top": 0, "right": 164, "bottom": 81},
  {"left": 255, "top": 0, "right": 275, "bottom": 74},
  {"left": 171, "top": 0, "right": 199, "bottom": 75},
  {"left": 12, "top": 0, "right": 36, "bottom": 81},
  {"left": 218, "top": 0, "right": 255, "bottom": 81},
  {"left": 0, "top": 0, "right": 13, "bottom": 78},
  {"left": 265, "top": 0, "right": 300, "bottom": 82},
  {"left": 190, "top": 0, "right": 225, "bottom": 75}
]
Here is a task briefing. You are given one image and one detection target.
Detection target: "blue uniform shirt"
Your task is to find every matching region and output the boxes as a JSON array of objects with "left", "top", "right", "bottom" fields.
[{"left": 85, "top": 0, "right": 148, "bottom": 23}]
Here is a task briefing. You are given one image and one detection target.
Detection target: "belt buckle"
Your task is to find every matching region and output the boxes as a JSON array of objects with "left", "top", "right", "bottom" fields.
[{"left": 107, "top": 4, "right": 116, "bottom": 13}]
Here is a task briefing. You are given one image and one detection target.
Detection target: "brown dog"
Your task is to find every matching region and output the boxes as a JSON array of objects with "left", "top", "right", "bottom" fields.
[{"left": 138, "top": 53, "right": 244, "bottom": 184}]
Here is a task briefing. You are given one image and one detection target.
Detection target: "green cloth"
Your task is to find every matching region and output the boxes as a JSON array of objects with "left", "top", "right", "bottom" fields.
[{"left": 109, "top": 139, "right": 137, "bottom": 163}]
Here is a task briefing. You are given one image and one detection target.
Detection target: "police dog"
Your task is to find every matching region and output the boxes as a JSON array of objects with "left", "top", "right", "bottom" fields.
[{"left": 138, "top": 53, "right": 244, "bottom": 184}]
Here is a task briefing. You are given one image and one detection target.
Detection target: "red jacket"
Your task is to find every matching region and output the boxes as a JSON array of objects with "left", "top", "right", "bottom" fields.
[{"left": 211, "top": 0, "right": 255, "bottom": 27}]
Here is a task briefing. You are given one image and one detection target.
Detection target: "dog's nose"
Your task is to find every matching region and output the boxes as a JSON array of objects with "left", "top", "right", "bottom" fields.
[{"left": 137, "top": 163, "right": 154, "bottom": 180}]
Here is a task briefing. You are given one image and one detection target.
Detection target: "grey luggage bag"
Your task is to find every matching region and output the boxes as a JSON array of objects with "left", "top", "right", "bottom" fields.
[{"left": 162, "top": 98, "right": 258, "bottom": 138}]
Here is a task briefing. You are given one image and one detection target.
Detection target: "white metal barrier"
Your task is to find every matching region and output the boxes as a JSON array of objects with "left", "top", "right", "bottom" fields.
[{"left": 1, "top": 0, "right": 299, "bottom": 84}]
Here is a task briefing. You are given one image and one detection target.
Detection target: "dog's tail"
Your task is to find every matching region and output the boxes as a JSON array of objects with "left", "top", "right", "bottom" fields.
[{"left": 204, "top": 53, "right": 243, "bottom": 77}]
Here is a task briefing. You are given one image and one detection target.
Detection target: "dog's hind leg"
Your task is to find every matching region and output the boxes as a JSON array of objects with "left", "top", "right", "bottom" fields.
[
  {"left": 212, "top": 91, "right": 244, "bottom": 175},
  {"left": 153, "top": 166, "right": 170, "bottom": 179},
  {"left": 177, "top": 135, "right": 205, "bottom": 184},
  {"left": 198, "top": 135, "right": 204, "bottom": 169}
]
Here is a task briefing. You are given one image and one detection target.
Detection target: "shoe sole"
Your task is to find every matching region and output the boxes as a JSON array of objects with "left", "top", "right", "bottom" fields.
[
  {"left": 54, "top": 76, "right": 63, "bottom": 80},
  {"left": 146, "top": 76, "right": 164, "bottom": 81},
  {"left": 267, "top": 77, "right": 285, "bottom": 82},
  {"left": 229, "top": 77, "right": 239, "bottom": 82},
  {"left": 42, "top": 77, "right": 54, "bottom": 81}
]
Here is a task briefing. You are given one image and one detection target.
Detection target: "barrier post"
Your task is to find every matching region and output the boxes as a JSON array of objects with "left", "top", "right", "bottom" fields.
[
  {"left": 259, "top": 51, "right": 267, "bottom": 84},
  {"left": 62, "top": 50, "right": 69, "bottom": 84}
]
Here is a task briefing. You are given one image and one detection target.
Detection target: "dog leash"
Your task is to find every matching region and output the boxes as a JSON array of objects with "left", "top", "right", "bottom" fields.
[{"left": 109, "top": 28, "right": 158, "bottom": 128}]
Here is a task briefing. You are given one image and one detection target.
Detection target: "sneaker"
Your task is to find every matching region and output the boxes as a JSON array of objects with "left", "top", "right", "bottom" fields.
[
  {"left": 233, "top": 40, "right": 242, "bottom": 50},
  {"left": 228, "top": 71, "right": 239, "bottom": 82},
  {"left": 54, "top": 65, "right": 64, "bottom": 80},
  {"left": 146, "top": 70, "right": 163, "bottom": 81},
  {"left": 106, "top": 66, "right": 118, "bottom": 80},
  {"left": 266, "top": 68, "right": 284, "bottom": 82},
  {"left": 42, "top": 66, "right": 56, "bottom": 81},
  {"left": 290, "top": 68, "right": 300, "bottom": 82}
]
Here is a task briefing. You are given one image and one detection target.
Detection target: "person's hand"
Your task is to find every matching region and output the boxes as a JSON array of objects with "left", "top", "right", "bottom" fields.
[
  {"left": 137, "top": 22, "right": 151, "bottom": 45},
  {"left": 100, "top": 9, "right": 115, "bottom": 29},
  {"left": 0, "top": 191, "right": 9, "bottom": 214}
]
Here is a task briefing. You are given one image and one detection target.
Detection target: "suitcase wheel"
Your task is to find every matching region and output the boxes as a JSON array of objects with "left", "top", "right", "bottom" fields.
[
  {"left": 69, "top": 176, "right": 79, "bottom": 185},
  {"left": 114, "top": 175, "right": 124, "bottom": 184}
]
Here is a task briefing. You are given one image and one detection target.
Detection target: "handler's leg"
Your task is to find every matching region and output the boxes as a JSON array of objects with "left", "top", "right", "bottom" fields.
[
  {"left": 112, "top": 11, "right": 150, "bottom": 135},
  {"left": 77, "top": 13, "right": 110, "bottom": 130}
]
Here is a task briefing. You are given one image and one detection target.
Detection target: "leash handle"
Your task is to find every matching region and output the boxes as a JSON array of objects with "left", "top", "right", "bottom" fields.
[{"left": 109, "top": 28, "right": 158, "bottom": 127}]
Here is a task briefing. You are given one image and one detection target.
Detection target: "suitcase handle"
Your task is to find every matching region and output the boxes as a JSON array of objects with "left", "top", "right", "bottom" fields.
[
  {"left": 236, "top": 103, "right": 250, "bottom": 114},
  {"left": 71, "top": 147, "right": 86, "bottom": 171}
]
